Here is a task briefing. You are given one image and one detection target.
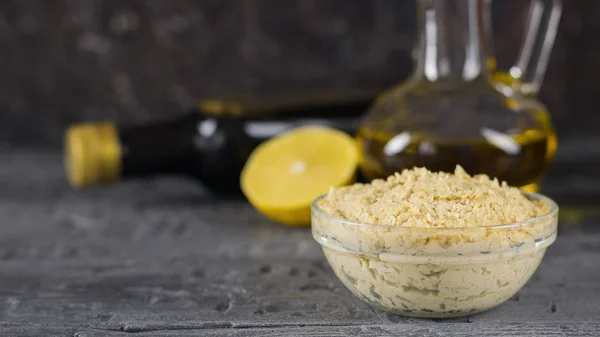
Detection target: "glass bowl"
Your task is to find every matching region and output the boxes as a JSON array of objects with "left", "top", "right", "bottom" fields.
[{"left": 311, "top": 192, "right": 558, "bottom": 318}]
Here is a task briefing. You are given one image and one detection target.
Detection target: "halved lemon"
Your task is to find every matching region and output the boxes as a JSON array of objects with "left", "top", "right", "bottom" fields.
[{"left": 241, "top": 126, "right": 358, "bottom": 226}]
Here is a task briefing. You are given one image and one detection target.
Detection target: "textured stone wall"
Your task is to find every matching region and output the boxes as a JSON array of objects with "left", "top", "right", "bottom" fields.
[{"left": 0, "top": 0, "right": 596, "bottom": 146}]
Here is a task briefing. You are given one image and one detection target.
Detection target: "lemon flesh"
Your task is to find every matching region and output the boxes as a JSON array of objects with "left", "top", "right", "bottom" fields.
[{"left": 241, "top": 126, "right": 358, "bottom": 226}]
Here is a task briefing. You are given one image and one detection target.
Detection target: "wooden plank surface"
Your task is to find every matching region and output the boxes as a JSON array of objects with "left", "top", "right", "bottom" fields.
[
  {"left": 4, "top": 323, "right": 599, "bottom": 337},
  {"left": 0, "top": 151, "right": 599, "bottom": 336}
]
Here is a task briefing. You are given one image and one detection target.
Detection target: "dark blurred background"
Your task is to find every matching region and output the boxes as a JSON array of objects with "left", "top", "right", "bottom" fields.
[{"left": 0, "top": 0, "right": 596, "bottom": 148}]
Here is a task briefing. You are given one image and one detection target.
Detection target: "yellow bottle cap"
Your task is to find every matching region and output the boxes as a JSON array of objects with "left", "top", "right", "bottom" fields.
[{"left": 64, "top": 122, "right": 121, "bottom": 188}]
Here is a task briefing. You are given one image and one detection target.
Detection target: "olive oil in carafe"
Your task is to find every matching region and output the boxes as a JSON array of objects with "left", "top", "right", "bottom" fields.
[
  {"left": 357, "top": 128, "right": 556, "bottom": 192},
  {"left": 356, "top": 0, "right": 561, "bottom": 193}
]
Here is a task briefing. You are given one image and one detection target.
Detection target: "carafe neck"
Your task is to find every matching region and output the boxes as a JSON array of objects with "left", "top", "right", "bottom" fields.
[{"left": 413, "top": 0, "right": 492, "bottom": 82}]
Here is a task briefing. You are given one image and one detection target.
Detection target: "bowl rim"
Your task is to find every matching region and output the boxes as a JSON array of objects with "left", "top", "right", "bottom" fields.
[{"left": 311, "top": 190, "right": 559, "bottom": 231}]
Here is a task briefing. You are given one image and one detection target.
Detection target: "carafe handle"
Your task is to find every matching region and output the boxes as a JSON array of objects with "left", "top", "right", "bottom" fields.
[{"left": 509, "top": 0, "right": 562, "bottom": 95}]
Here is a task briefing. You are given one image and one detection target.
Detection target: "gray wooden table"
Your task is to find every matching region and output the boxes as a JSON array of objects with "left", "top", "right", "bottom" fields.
[{"left": 0, "top": 151, "right": 599, "bottom": 336}]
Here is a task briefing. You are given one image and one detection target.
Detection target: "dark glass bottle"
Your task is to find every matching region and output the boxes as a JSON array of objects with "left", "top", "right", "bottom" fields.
[{"left": 65, "top": 108, "right": 361, "bottom": 195}]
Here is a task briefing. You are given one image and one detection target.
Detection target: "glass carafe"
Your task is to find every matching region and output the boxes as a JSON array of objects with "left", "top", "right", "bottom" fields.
[{"left": 358, "top": 0, "right": 561, "bottom": 192}]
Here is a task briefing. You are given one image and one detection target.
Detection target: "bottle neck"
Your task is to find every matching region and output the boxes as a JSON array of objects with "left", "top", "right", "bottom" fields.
[
  {"left": 413, "top": 0, "right": 491, "bottom": 82},
  {"left": 119, "top": 114, "right": 199, "bottom": 178},
  {"left": 118, "top": 114, "right": 359, "bottom": 179}
]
